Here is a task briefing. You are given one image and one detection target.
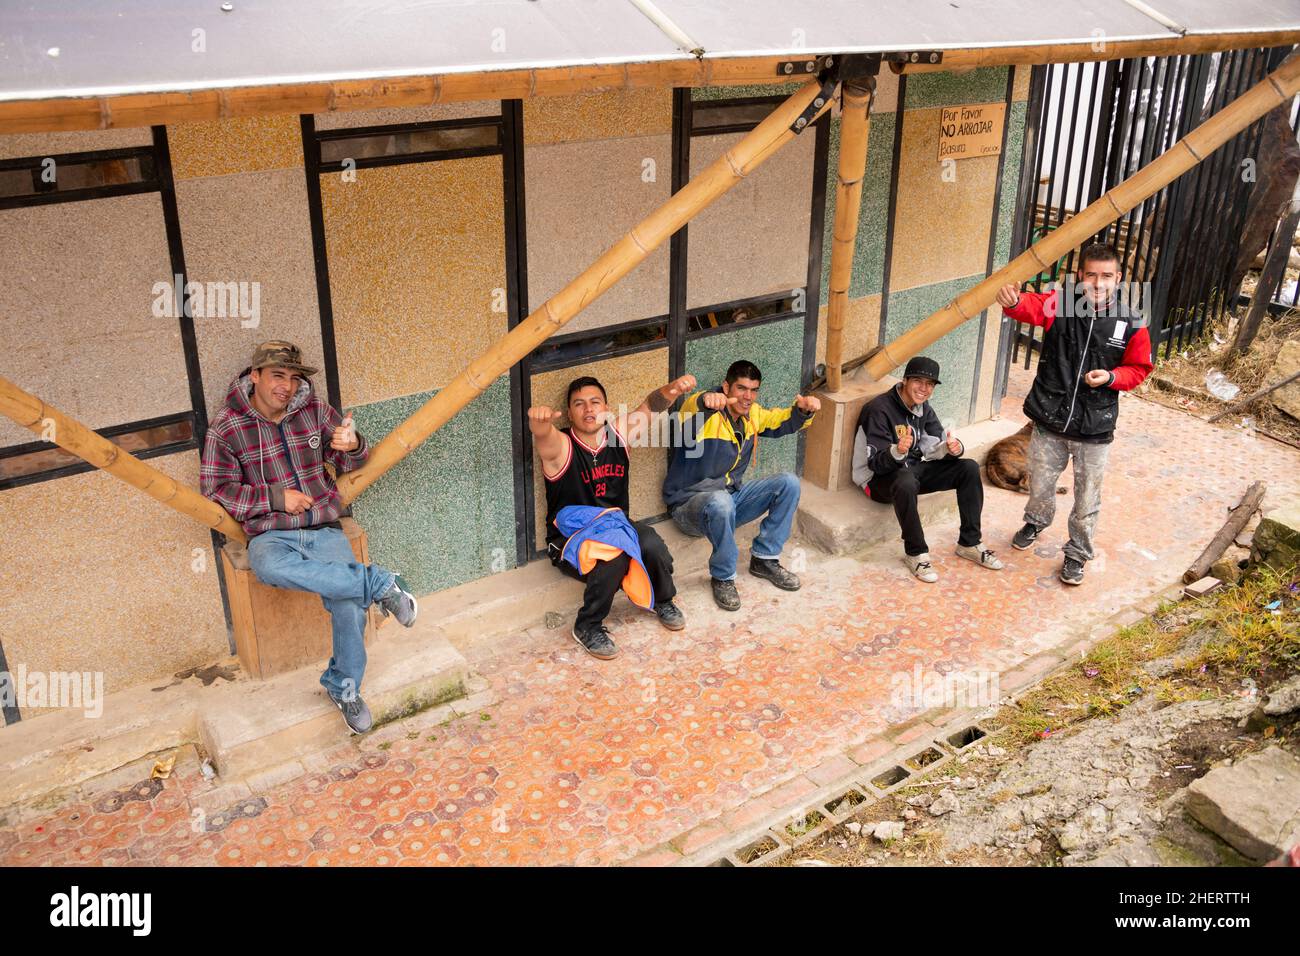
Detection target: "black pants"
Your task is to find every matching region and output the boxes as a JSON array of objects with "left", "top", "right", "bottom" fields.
[
  {"left": 867, "top": 457, "right": 983, "bottom": 557},
  {"left": 554, "top": 521, "right": 676, "bottom": 633}
]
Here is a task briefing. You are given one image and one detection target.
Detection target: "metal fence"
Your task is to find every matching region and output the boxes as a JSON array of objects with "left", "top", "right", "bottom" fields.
[{"left": 998, "top": 44, "right": 1297, "bottom": 390}]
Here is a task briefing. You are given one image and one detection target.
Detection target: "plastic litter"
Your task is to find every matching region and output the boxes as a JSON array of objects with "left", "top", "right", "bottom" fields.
[{"left": 1205, "top": 369, "right": 1240, "bottom": 401}]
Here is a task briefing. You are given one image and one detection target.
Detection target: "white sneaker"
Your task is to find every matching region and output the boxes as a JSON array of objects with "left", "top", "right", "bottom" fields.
[
  {"left": 905, "top": 553, "right": 938, "bottom": 583},
  {"left": 955, "top": 543, "right": 1004, "bottom": 571}
]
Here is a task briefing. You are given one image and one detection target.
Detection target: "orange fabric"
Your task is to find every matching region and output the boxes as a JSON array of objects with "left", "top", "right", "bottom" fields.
[{"left": 575, "top": 539, "right": 654, "bottom": 610}]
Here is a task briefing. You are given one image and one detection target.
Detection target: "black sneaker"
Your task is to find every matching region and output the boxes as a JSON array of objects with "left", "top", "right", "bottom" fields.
[
  {"left": 654, "top": 601, "right": 686, "bottom": 631},
  {"left": 1060, "top": 557, "right": 1085, "bottom": 585},
  {"left": 329, "top": 693, "right": 373, "bottom": 735},
  {"left": 378, "top": 578, "right": 419, "bottom": 627},
  {"left": 572, "top": 623, "right": 618, "bottom": 660},
  {"left": 748, "top": 556, "right": 801, "bottom": 591},
  {"left": 711, "top": 578, "right": 741, "bottom": 612},
  {"left": 1011, "top": 523, "right": 1042, "bottom": 551}
]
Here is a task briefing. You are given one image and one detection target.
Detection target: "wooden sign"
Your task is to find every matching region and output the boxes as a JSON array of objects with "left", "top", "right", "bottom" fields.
[{"left": 938, "top": 102, "right": 1007, "bottom": 161}]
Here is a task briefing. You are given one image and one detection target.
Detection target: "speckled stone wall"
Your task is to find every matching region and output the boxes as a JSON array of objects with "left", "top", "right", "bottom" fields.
[
  {"left": 0, "top": 450, "right": 229, "bottom": 703},
  {"left": 525, "top": 90, "right": 673, "bottom": 333},
  {"left": 529, "top": 348, "right": 671, "bottom": 549},
  {"left": 348, "top": 379, "right": 517, "bottom": 595},
  {"left": 884, "top": 273, "right": 986, "bottom": 429},
  {"left": 0, "top": 193, "right": 190, "bottom": 447},
  {"left": 168, "top": 117, "right": 325, "bottom": 419},
  {"left": 686, "top": 317, "right": 806, "bottom": 482},
  {"left": 687, "top": 130, "right": 814, "bottom": 309},
  {"left": 320, "top": 156, "right": 507, "bottom": 407},
  {"left": 0, "top": 126, "right": 152, "bottom": 161}
]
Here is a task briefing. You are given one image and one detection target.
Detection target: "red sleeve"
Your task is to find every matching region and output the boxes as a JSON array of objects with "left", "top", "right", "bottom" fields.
[
  {"left": 1109, "top": 326, "right": 1154, "bottom": 391},
  {"left": 1003, "top": 289, "right": 1057, "bottom": 331}
]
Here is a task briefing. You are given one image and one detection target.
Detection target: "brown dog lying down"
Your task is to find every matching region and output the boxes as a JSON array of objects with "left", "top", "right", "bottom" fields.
[{"left": 984, "top": 422, "right": 1066, "bottom": 494}]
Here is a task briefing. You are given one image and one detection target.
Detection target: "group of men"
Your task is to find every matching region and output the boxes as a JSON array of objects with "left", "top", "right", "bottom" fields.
[{"left": 199, "top": 241, "right": 1151, "bottom": 736}]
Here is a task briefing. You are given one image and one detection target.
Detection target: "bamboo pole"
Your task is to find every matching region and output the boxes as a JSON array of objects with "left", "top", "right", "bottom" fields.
[
  {"left": 825, "top": 78, "right": 875, "bottom": 393},
  {"left": 3, "top": 31, "right": 1298, "bottom": 135},
  {"left": 863, "top": 53, "right": 1300, "bottom": 382},
  {"left": 0, "top": 375, "right": 248, "bottom": 543},
  {"left": 337, "top": 78, "right": 834, "bottom": 503}
]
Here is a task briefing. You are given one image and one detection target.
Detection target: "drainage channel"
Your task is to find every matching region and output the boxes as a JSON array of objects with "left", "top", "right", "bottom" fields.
[{"left": 717, "top": 722, "right": 991, "bottom": 867}]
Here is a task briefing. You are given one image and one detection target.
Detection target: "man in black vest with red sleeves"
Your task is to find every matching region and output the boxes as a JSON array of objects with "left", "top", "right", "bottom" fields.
[{"left": 996, "top": 242, "right": 1153, "bottom": 585}]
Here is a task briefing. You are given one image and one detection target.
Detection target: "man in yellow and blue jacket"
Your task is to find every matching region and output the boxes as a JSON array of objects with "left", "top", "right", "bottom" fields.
[{"left": 664, "top": 360, "right": 819, "bottom": 611}]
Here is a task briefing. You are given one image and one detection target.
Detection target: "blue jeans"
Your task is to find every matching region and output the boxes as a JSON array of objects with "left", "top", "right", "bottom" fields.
[
  {"left": 670, "top": 472, "right": 801, "bottom": 581},
  {"left": 247, "top": 527, "right": 396, "bottom": 701}
]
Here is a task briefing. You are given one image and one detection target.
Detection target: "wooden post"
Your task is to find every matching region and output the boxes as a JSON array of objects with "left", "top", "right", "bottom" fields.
[
  {"left": 1232, "top": 172, "right": 1300, "bottom": 355},
  {"left": 862, "top": 53, "right": 1300, "bottom": 382},
  {"left": 1183, "top": 481, "right": 1267, "bottom": 584},
  {"left": 0, "top": 375, "right": 247, "bottom": 543},
  {"left": 337, "top": 77, "right": 833, "bottom": 503},
  {"left": 825, "top": 78, "right": 875, "bottom": 393}
]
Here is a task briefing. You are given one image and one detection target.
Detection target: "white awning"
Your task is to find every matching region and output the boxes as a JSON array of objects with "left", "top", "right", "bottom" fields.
[{"left": 1, "top": 0, "right": 1298, "bottom": 103}]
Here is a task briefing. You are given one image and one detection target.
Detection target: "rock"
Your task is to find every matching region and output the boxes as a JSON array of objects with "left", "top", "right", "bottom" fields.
[
  {"left": 929, "top": 789, "right": 961, "bottom": 816},
  {"left": 1268, "top": 338, "right": 1300, "bottom": 421},
  {"left": 1252, "top": 501, "right": 1300, "bottom": 572},
  {"left": 1209, "top": 556, "right": 1244, "bottom": 585},
  {"left": 1185, "top": 747, "right": 1300, "bottom": 861},
  {"left": 543, "top": 611, "right": 566, "bottom": 629},
  {"left": 845, "top": 821, "right": 862, "bottom": 835},
  {"left": 872, "top": 821, "right": 905, "bottom": 842},
  {"left": 1027, "top": 838, "right": 1042, "bottom": 855},
  {"left": 1262, "top": 675, "right": 1300, "bottom": 716},
  {"left": 986, "top": 745, "right": 1007, "bottom": 757},
  {"left": 902, "top": 808, "right": 919, "bottom": 821},
  {"left": 906, "top": 793, "right": 934, "bottom": 808}
]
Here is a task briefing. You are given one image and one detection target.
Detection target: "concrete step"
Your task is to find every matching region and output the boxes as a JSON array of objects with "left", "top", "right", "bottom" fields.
[
  {"left": 426, "top": 520, "right": 717, "bottom": 657},
  {"left": 1, "top": 620, "right": 470, "bottom": 809},
  {"left": 796, "top": 416, "right": 1026, "bottom": 557},
  {"left": 198, "top": 620, "right": 469, "bottom": 780}
]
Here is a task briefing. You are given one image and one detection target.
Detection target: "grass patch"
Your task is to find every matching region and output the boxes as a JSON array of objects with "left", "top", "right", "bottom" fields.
[{"left": 993, "top": 566, "right": 1298, "bottom": 747}]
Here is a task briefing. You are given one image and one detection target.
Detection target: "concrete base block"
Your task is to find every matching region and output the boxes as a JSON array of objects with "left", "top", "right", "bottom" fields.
[
  {"left": 796, "top": 416, "right": 1026, "bottom": 556},
  {"left": 199, "top": 620, "right": 469, "bottom": 780},
  {"left": 221, "top": 517, "right": 386, "bottom": 680}
]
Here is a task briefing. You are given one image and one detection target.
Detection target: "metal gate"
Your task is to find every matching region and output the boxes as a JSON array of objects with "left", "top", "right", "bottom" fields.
[{"left": 996, "top": 44, "right": 1297, "bottom": 395}]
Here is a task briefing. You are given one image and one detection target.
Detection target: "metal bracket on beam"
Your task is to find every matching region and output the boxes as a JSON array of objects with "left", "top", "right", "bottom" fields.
[
  {"left": 788, "top": 65, "right": 838, "bottom": 134},
  {"left": 884, "top": 50, "right": 945, "bottom": 71},
  {"left": 776, "top": 54, "right": 835, "bottom": 78}
]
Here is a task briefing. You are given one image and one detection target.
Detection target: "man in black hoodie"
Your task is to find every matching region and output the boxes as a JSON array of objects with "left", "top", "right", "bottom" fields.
[{"left": 851, "top": 356, "right": 1003, "bottom": 583}]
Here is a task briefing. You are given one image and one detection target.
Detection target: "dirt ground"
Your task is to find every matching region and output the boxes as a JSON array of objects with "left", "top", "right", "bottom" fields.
[
  {"left": 1141, "top": 300, "right": 1300, "bottom": 448},
  {"left": 780, "top": 565, "right": 1300, "bottom": 867}
]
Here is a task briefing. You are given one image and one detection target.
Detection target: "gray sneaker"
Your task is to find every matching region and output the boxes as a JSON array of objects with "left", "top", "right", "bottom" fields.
[
  {"left": 654, "top": 600, "right": 686, "bottom": 631},
  {"left": 572, "top": 623, "right": 618, "bottom": 660},
  {"left": 1060, "top": 557, "right": 1085, "bottom": 586},
  {"left": 711, "top": 578, "right": 741, "bottom": 611},
  {"left": 378, "top": 578, "right": 418, "bottom": 627},
  {"left": 330, "top": 693, "right": 373, "bottom": 734}
]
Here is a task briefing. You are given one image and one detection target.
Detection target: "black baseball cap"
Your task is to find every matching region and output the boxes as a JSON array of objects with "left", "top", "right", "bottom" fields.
[{"left": 903, "top": 356, "right": 942, "bottom": 385}]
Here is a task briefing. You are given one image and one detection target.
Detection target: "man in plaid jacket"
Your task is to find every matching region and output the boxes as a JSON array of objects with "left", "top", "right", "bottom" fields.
[{"left": 200, "top": 341, "right": 418, "bottom": 734}]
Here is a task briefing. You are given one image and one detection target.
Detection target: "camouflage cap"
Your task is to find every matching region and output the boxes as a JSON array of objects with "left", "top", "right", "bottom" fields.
[{"left": 250, "top": 340, "right": 319, "bottom": 377}]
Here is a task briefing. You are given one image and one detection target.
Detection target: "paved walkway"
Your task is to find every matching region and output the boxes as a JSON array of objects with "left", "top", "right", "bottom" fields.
[{"left": 3, "top": 368, "right": 1298, "bottom": 866}]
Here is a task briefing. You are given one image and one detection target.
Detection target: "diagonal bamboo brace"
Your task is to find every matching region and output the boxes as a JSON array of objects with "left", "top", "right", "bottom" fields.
[
  {"left": 824, "top": 77, "right": 875, "bottom": 393},
  {"left": 0, "top": 375, "right": 248, "bottom": 543},
  {"left": 863, "top": 53, "right": 1300, "bottom": 382},
  {"left": 337, "top": 77, "right": 834, "bottom": 503}
]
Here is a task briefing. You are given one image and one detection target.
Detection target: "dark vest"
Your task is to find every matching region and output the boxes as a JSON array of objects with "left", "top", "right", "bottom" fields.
[
  {"left": 1023, "top": 289, "right": 1143, "bottom": 442},
  {"left": 543, "top": 425, "right": 630, "bottom": 556}
]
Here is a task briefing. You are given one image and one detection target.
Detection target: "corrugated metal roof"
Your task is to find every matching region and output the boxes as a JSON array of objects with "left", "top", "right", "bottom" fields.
[{"left": 1, "top": 0, "right": 1298, "bottom": 103}]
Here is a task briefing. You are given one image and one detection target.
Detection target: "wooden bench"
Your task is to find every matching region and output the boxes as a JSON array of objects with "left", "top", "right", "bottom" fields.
[{"left": 219, "top": 517, "right": 388, "bottom": 680}]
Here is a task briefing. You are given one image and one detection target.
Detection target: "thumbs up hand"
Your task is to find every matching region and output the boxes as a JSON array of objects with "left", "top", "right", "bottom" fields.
[{"left": 331, "top": 412, "right": 359, "bottom": 451}]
